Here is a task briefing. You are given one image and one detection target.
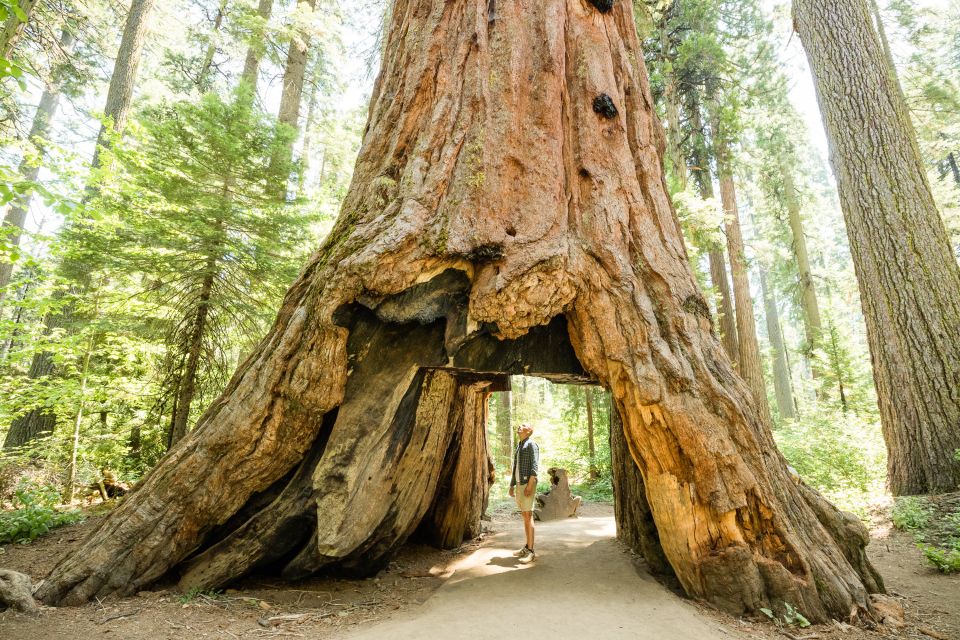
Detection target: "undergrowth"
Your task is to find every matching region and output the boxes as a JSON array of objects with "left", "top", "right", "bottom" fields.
[
  {"left": 892, "top": 494, "right": 960, "bottom": 573},
  {"left": 0, "top": 480, "right": 84, "bottom": 544}
]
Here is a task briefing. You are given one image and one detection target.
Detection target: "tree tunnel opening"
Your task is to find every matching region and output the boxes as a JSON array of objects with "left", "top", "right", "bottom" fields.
[{"left": 173, "top": 268, "right": 674, "bottom": 591}]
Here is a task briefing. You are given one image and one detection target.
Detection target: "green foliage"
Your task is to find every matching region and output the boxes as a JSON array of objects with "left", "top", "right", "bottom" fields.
[
  {"left": 892, "top": 496, "right": 934, "bottom": 531},
  {"left": 178, "top": 587, "right": 224, "bottom": 604},
  {"left": 921, "top": 544, "right": 960, "bottom": 573},
  {"left": 571, "top": 477, "right": 614, "bottom": 503},
  {"left": 892, "top": 495, "right": 960, "bottom": 574},
  {"left": 0, "top": 480, "right": 82, "bottom": 544},
  {"left": 759, "top": 602, "right": 811, "bottom": 629},
  {"left": 773, "top": 411, "right": 886, "bottom": 513}
]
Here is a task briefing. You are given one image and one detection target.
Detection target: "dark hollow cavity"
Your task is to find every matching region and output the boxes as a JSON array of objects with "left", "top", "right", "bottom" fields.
[{"left": 593, "top": 94, "right": 619, "bottom": 120}]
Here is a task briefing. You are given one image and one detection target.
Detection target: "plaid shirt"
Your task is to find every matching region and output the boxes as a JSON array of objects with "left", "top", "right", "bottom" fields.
[{"left": 510, "top": 438, "right": 540, "bottom": 487}]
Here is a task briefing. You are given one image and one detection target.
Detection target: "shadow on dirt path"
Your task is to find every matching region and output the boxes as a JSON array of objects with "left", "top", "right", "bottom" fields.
[{"left": 343, "top": 515, "right": 733, "bottom": 640}]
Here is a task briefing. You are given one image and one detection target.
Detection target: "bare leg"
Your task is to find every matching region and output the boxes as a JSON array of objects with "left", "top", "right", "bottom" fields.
[{"left": 522, "top": 511, "right": 535, "bottom": 551}]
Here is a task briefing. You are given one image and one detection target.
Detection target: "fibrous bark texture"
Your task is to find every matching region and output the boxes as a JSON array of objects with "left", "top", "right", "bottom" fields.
[
  {"left": 40, "top": 0, "right": 882, "bottom": 622},
  {"left": 795, "top": 0, "right": 960, "bottom": 494}
]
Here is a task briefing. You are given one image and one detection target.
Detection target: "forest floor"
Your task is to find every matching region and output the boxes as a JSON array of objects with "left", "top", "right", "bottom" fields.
[{"left": 0, "top": 501, "right": 958, "bottom": 639}]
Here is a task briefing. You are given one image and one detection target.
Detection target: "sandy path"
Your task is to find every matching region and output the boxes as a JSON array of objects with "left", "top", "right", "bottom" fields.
[{"left": 344, "top": 515, "right": 734, "bottom": 640}]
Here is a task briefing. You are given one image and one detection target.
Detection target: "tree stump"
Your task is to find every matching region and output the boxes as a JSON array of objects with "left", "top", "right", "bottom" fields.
[
  {"left": 36, "top": 0, "right": 884, "bottom": 623},
  {"left": 534, "top": 467, "right": 581, "bottom": 520}
]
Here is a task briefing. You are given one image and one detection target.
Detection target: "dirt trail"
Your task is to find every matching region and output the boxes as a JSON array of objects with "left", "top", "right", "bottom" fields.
[{"left": 343, "top": 514, "right": 734, "bottom": 640}]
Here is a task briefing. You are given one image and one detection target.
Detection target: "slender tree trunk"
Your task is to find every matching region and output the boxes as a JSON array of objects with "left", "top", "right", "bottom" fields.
[
  {"left": 495, "top": 389, "right": 511, "bottom": 469},
  {"left": 90, "top": 0, "right": 157, "bottom": 172},
  {"left": 269, "top": 0, "right": 317, "bottom": 197},
  {"left": 759, "top": 263, "right": 796, "bottom": 420},
  {"left": 689, "top": 101, "right": 738, "bottom": 363},
  {"left": 39, "top": 1, "right": 883, "bottom": 622},
  {"left": 795, "top": 0, "right": 960, "bottom": 494},
  {"left": 585, "top": 386, "right": 597, "bottom": 479},
  {"left": 659, "top": 22, "right": 685, "bottom": 189},
  {"left": 197, "top": 0, "right": 228, "bottom": 90},
  {"left": 715, "top": 135, "right": 771, "bottom": 420},
  {"left": 168, "top": 268, "right": 215, "bottom": 449},
  {"left": 0, "top": 28, "right": 75, "bottom": 297},
  {"left": 4, "top": 271, "right": 71, "bottom": 449},
  {"left": 297, "top": 66, "right": 321, "bottom": 197},
  {"left": 64, "top": 340, "right": 94, "bottom": 504},
  {"left": 947, "top": 151, "right": 960, "bottom": 188},
  {"left": 1, "top": 275, "right": 30, "bottom": 361},
  {"left": 0, "top": 0, "right": 38, "bottom": 57},
  {"left": 240, "top": 0, "right": 274, "bottom": 87},
  {"left": 781, "top": 157, "right": 823, "bottom": 376}
]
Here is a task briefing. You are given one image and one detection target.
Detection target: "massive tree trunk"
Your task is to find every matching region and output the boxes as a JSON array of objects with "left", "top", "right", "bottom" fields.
[
  {"left": 795, "top": 0, "right": 960, "bottom": 495},
  {"left": 781, "top": 157, "right": 823, "bottom": 377},
  {"left": 38, "top": 0, "right": 883, "bottom": 622},
  {"left": 0, "top": 27, "right": 75, "bottom": 297},
  {"left": 715, "top": 134, "right": 771, "bottom": 421}
]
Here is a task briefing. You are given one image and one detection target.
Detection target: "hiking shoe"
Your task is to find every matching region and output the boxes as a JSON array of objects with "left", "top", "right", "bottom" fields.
[
  {"left": 518, "top": 550, "right": 536, "bottom": 564},
  {"left": 513, "top": 546, "right": 530, "bottom": 558}
]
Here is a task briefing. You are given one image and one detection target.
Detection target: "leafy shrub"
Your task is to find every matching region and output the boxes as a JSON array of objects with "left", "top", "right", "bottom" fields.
[
  {"left": 892, "top": 496, "right": 934, "bottom": 531},
  {"left": 921, "top": 545, "right": 960, "bottom": 573},
  {"left": 891, "top": 494, "right": 960, "bottom": 574},
  {"left": 0, "top": 480, "right": 83, "bottom": 544},
  {"left": 571, "top": 476, "right": 614, "bottom": 503}
]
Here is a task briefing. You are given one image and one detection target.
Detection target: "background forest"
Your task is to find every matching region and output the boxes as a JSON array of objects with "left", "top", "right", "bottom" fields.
[{"left": 0, "top": 0, "right": 958, "bottom": 567}]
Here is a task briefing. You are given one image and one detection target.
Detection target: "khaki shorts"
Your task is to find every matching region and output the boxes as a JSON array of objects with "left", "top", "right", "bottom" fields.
[{"left": 514, "top": 485, "right": 535, "bottom": 512}]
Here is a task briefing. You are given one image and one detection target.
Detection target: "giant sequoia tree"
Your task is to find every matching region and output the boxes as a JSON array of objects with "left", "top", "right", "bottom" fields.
[
  {"left": 37, "top": 0, "right": 883, "bottom": 622},
  {"left": 794, "top": 0, "right": 960, "bottom": 495}
]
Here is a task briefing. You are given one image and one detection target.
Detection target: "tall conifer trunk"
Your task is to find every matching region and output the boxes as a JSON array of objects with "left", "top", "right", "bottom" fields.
[
  {"left": 759, "top": 263, "right": 796, "bottom": 420},
  {"left": 795, "top": 0, "right": 960, "bottom": 494},
  {"left": 240, "top": 0, "right": 274, "bottom": 88},
  {"left": 39, "top": 0, "right": 883, "bottom": 622},
  {"left": 269, "top": 0, "right": 318, "bottom": 197},
  {"left": 689, "top": 101, "right": 738, "bottom": 364},
  {"left": 0, "top": 0, "right": 38, "bottom": 57},
  {"left": 90, "top": 0, "right": 156, "bottom": 171},
  {"left": 0, "top": 28, "right": 75, "bottom": 298},
  {"left": 781, "top": 157, "right": 823, "bottom": 379},
  {"left": 715, "top": 132, "right": 771, "bottom": 420}
]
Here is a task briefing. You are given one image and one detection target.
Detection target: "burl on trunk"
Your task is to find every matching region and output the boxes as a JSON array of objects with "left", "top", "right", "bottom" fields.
[{"left": 36, "top": 0, "right": 883, "bottom": 622}]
